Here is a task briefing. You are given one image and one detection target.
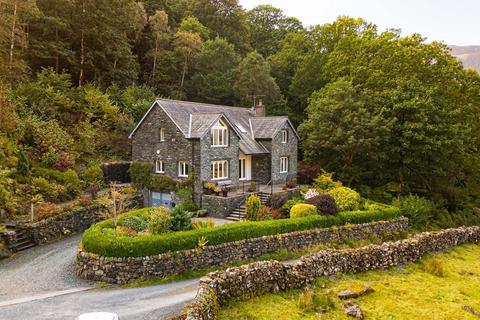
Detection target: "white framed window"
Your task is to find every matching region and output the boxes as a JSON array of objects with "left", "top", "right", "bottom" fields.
[
  {"left": 159, "top": 128, "right": 165, "bottom": 142},
  {"left": 211, "top": 120, "right": 228, "bottom": 147},
  {"left": 211, "top": 160, "right": 228, "bottom": 180},
  {"left": 239, "top": 158, "right": 246, "bottom": 180},
  {"left": 281, "top": 129, "right": 288, "bottom": 143},
  {"left": 155, "top": 160, "right": 164, "bottom": 173},
  {"left": 178, "top": 161, "right": 189, "bottom": 177},
  {"left": 280, "top": 157, "right": 289, "bottom": 173}
]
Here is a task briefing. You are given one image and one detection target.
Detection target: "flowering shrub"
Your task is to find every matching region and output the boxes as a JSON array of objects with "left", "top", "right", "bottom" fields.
[
  {"left": 147, "top": 207, "right": 172, "bottom": 234},
  {"left": 313, "top": 172, "right": 342, "bottom": 192},
  {"left": 290, "top": 204, "right": 317, "bottom": 219},
  {"left": 303, "top": 188, "right": 319, "bottom": 200},
  {"left": 255, "top": 206, "right": 273, "bottom": 220},
  {"left": 305, "top": 194, "right": 339, "bottom": 216},
  {"left": 327, "top": 187, "right": 361, "bottom": 211}
]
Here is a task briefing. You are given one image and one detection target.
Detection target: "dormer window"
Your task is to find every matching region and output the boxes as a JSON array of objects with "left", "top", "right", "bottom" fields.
[
  {"left": 211, "top": 120, "right": 228, "bottom": 147},
  {"left": 281, "top": 129, "right": 288, "bottom": 143},
  {"left": 159, "top": 128, "right": 165, "bottom": 142}
]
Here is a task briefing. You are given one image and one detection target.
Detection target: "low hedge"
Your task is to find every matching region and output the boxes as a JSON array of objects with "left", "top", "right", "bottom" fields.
[{"left": 82, "top": 206, "right": 403, "bottom": 257}]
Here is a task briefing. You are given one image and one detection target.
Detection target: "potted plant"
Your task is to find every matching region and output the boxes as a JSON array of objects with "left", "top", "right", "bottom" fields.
[
  {"left": 213, "top": 186, "right": 221, "bottom": 196},
  {"left": 203, "top": 181, "right": 215, "bottom": 195},
  {"left": 247, "top": 181, "right": 256, "bottom": 192},
  {"left": 221, "top": 186, "right": 229, "bottom": 197}
]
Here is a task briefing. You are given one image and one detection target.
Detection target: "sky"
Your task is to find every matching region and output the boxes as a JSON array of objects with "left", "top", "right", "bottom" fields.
[{"left": 239, "top": 0, "right": 479, "bottom": 46}]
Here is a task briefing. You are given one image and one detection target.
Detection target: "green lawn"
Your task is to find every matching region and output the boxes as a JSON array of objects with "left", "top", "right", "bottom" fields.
[{"left": 217, "top": 244, "right": 480, "bottom": 320}]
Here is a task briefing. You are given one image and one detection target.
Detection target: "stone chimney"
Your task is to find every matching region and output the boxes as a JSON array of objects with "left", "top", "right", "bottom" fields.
[{"left": 255, "top": 98, "right": 265, "bottom": 117}]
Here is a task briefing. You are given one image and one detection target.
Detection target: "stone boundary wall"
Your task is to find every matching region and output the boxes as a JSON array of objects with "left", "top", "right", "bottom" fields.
[
  {"left": 182, "top": 225, "right": 480, "bottom": 320},
  {"left": 76, "top": 218, "right": 408, "bottom": 284}
]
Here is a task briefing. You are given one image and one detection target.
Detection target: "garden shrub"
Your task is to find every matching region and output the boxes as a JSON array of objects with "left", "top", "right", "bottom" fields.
[
  {"left": 393, "top": 194, "right": 436, "bottom": 230},
  {"left": 327, "top": 187, "right": 360, "bottom": 211},
  {"left": 270, "top": 192, "right": 289, "bottom": 209},
  {"left": 121, "top": 215, "right": 148, "bottom": 232},
  {"left": 245, "top": 194, "right": 261, "bottom": 221},
  {"left": 129, "top": 162, "right": 151, "bottom": 189},
  {"left": 305, "top": 194, "right": 339, "bottom": 216},
  {"left": 83, "top": 165, "right": 104, "bottom": 189},
  {"left": 297, "top": 162, "right": 323, "bottom": 185},
  {"left": 147, "top": 207, "right": 172, "bottom": 234},
  {"left": 313, "top": 172, "right": 342, "bottom": 192},
  {"left": 63, "top": 169, "right": 82, "bottom": 194},
  {"left": 34, "top": 202, "right": 59, "bottom": 220},
  {"left": 177, "top": 200, "right": 198, "bottom": 212},
  {"left": 255, "top": 206, "right": 274, "bottom": 220},
  {"left": 290, "top": 204, "right": 317, "bottom": 218},
  {"left": 149, "top": 174, "right": 176, "bottom": 191},
  {"left": 175, "top": 187, "right": 193, "bottom": 202},
  {"left": 116, "top": 226, "right": 137, "bottom": 237},
  {"left": 82, "top": 206, "right": 402, "bottom": 257},
  {"left": 171, "top": 206, "right": 192, "bottom": 231},
  {"left": 193, "top": 220, "right": 215, "bottom": 229},
  {"left": 280, "top": 199, "right": 302, "bottom": 217}
]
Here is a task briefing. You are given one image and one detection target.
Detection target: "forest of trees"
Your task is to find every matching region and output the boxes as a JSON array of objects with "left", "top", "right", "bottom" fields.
[{"left": 0, "top": 0, "right": 479, "bottom": 221}]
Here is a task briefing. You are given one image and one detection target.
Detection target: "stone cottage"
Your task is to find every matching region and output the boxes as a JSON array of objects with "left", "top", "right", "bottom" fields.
[{"left": 128, "top": 99, "right": 299, "bottom": 213}]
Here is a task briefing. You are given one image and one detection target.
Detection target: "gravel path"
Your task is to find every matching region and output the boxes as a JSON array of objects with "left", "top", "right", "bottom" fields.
[{"left": 0, "top": 234, "right": 94, "bottom": 302}]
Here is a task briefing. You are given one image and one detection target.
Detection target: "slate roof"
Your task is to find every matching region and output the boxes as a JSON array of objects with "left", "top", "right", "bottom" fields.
[{"left": 129, "top": 99, "right": 298, "bottom": 155}]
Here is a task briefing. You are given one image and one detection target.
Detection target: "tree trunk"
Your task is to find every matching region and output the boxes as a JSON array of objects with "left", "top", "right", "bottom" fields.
[
  {"left": 55, "top": 22, "right": 59, "bottom": 72},
  {"left": 8, "top": 0, "right": 18, "bottom": 70},
  {"left": 180, "top": 56, "right": 187, "bottom": 90},
  {"left": 78, "top": 0, "right": 86, "bottom": 86},
  {"left": 152, "top": 38, "right": 158, "bottom": 77}
]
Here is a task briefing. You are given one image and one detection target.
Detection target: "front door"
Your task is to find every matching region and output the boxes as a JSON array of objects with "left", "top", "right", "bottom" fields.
[{"left": 239, "top": 153, "right": 252, "bottom": 181}]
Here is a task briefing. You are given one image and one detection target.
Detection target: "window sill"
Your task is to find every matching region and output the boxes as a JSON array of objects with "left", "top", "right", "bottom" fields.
[
  {"left": 212, "top": 177, "right": 229, "bottom": 181},
  {"left": 155, "top": 171, "right": 165, "bottom": 174},
  {"left": 211, "top": 145, "right": 228, "bottom": 148},
  {"left": 178, "top": 175, "right": 189, "bottom": 178}
]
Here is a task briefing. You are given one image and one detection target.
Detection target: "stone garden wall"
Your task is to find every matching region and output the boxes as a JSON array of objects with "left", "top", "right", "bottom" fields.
[
  {"left": 183, "top": 225, "right": 480, "bottom": 320},
  {"left": 76, "top": 218, "right": 408, "bottom": 284}
]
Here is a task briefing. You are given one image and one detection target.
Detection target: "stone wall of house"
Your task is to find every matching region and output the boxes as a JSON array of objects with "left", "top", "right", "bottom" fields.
[
  {"left": 252, "top": 153, "right": 271, "bottom": 184},
  {"left": 199, "top": 120, "right": 241, "bottom": 191},
  {"left": 76, "top": 218, "right": 408, "bottom": 284},
  {"left": 270, "top": 122, "right": 298, "bottom": 184},
  {"left": 183, "top": 225, "right": 480, "bottom": 320}
]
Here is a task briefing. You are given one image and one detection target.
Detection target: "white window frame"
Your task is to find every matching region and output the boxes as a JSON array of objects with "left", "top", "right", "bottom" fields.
[
  {"left": 155, "top": 160, "right": 164, "bottom": 173},
  {"left": 281, "top": 129, "right": 288, "bottom": 143},
  {"left": 178, "top": 161, "right": 189, "bottom": 177},
  {"left": 239, "top": 158, "right": 246, "bottom": 180},
  {"left": 211, "top": 120, "right": 228, "bottom": 147},
  {"left": 280, "top": 157, "right": 289, "bottom": 173},
  {"left": 211, "top": 160, "right": 228, "bottom": 180},
  {"left": 159, "top": 128, "right": 165, "bottom": 142}
]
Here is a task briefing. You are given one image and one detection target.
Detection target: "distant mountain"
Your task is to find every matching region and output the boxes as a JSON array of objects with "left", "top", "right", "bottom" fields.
[{"left": 450, "top": 45, "right": 480, "bottom": 72}]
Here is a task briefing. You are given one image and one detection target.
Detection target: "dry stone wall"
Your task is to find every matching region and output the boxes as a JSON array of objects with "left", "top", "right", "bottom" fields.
[
  {"left": 183, "top": 225, "right": 480, "bottom": 320},
  {"left": 76, "top": 218, "right": 408, "bottom": 284}
]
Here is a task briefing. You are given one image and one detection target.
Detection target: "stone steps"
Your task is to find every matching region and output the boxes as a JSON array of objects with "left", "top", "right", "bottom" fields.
[{"left": 225, "top": 192, "right": 271, "bottom": 221}]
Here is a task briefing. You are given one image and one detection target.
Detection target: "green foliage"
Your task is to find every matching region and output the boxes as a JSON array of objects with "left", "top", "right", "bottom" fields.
[
  {"left": 193, "top": 220, "right": 215, "bottom": 229},
  {"left": 178, "top": 16, "right": 209, "bottom": 40},
  {"left": 170, "top": 206, "right": 192, "bottom": 231},
  {"left": 63, "top": 169, "right": 82, "bottom": 195},
  {"left": 175, "top": 187, "right": 193, "bottom": 203},
  {"left": 16, "top": 146, "right": 30, "bottom": 176},
  {"left": 177, "top": 200, "right": 198, "bottom": 212},
  {"left": 327, "top": 187, "right": 361, "bottom": 211},
  {"left": 149, "top": 174, "right": 177, "bottom": 192},
  {"left": 313, "top": 172, "right": 342, "bottom": 192},
  {"left": 129, "top": 162, "right": 152, "bottom": 189},
  {"left": 290, "top": 203, "right": 317, "bottom": 219},
  {"left": 245, "top": 194, "right": 261, "bottom": 221},
  {"left": 121, "top": 215, "right": 148, "bottom": 233},
  {"left": 82, "top": 206, "right": 402, "bottom": 257},
  {"left": 280, "top": 199, "right": 303, "bottom": 217},
  {"left": 31, "top": 177, "right": 68, "bottom": 202},
  {"left": 147, "top": 207, "right": 172, "bottom": 234},
  {"left": 393, "top": 195, "right": 436, "bottom": 230},
  {"left": 422, "top": 255, "right": 446, "bottom": 277},
  {"left": 82, "top": 166, "right": 104, "bottom": 189}
]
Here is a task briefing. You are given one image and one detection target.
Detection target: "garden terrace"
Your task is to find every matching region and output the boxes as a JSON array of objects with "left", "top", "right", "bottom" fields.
[{"left": 81, "top": 207, "right": 403, "bottom": 257}]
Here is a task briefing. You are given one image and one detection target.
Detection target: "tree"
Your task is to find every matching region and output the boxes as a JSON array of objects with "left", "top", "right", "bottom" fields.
[
  {"left": 233, "top": 51, "right": 282, "bottom": 109},
  {"left": 149, "top": 10, "right": 170, "bottom": 78},
  {"left": 173, "top": 31, "right": 201, "bottom": 94},
  {"left": 247, "top": 5, "right": 303, "bottom": 57},
  {"left": 16, "top": 145, "right": 29, "bottom": 176},
  {"left": 189, "top": 37, "right": 240, "bottom": 104},
  {"left": 178, "top": 16, "right": 209, "bottom": 40}
]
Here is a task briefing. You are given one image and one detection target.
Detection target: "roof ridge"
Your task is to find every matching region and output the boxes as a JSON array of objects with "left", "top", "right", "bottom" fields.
[{"left": 156, "top": 98, "right": 252, "bottom": 111}]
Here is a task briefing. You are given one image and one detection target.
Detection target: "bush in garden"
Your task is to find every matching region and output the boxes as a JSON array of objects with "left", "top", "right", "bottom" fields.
[
  {"left": 290, "top": 203, "right": 317, "bottom": 218},
  {"left": 327, "top": 187, "right": 361, "bottom": 211},
  {"left": 34, "top": 202, "right": 60, "bottom": 220},
  {"left": 313, "top": 172, "right": 342, "bottom": 192},
  {"left": 53, "top": 152, "right": 75, "bottom": 171},
  {"left": 147, "top": 207, "right": 172, "bottom": 234},
  {"left": 192, "top": 220, "right": 215, "bottom": 229},
  {"left": 270, "top": 192, "right": 289, "bottom": 209},
  {"left": 175, "top": 187, "right": 193, "bottom": 202},
  {"left": 255, "top": 206, "right": 274, "bottom": 220},
  {"left": 297, "top": 162, "right": 322, "bottom": 184},
  {"left": 177, "top": 200, "right": 198, "bottom": 212},
  {"left": 245, "top": 194, "right": 261, "bottom": 221},
  {"left": 280, "top": 199, "right": 302, "bottom": 217},
  {"left": 305, "top": 194, "right": 339, "bottom": 216},
  {"left": 303, "top": 188, "right": 319, "bottom": 200},
  {"left": 40, "top": 146, "right": 57, "bottom": 167},
  {"left": 392, "top": 194, "right": 436, "bottom": 229},
  {"left": 83, "top": 165, "right": 104, "bottom": 189},
  {"left": 171, "top": 206, "right": 192, "bottom": 231},
  {"left": 149, "top": 174, "right": 176, "bottom": 191},
  {"left": 16, "top": 146, "right": 30, "bottom": 176},
  {"left": 63, "top": 169, "right": 82, "bottom": 194},
  {"left": 116, "top": 226, "right": 137, "bottom": 237},
  {"left": 121, "top": 215, "right": 148, "bottom": 232},
  {"left": 129, "top": 162, "right": 151, "bottom": 189},
  {"left": 78, "top": 195, "right": 93, "bottom": 207}
]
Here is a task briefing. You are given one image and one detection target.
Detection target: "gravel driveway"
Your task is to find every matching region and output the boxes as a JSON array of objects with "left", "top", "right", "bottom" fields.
[{"left": 0, "top": 233, "right": 94, "bottom": 302}]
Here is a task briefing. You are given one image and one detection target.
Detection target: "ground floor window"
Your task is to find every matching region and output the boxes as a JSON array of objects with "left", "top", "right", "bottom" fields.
[
  {"left": 239, "top": 158, "right": 246, "bottom": 180},
  {"left": 280, "top": 157, "right": 289, "bottom": 173},
  {"left": 178, "top": 161, "right": 189, "bottom": 177},
  {"left": 155, "top": 160, "right": 164, "bottom": 173},
  {"left": 211, "top": 160, "right": 228, "bottom": 180}
]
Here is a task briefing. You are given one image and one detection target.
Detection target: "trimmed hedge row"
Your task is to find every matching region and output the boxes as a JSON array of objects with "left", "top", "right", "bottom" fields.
[{"left": 82, "top": 207, "right": 402, "bottom": 257}]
